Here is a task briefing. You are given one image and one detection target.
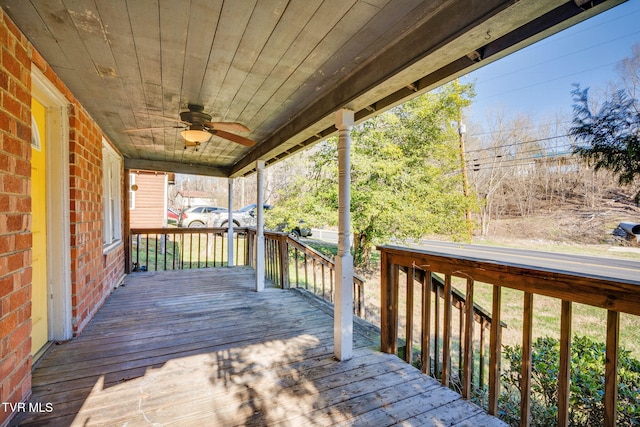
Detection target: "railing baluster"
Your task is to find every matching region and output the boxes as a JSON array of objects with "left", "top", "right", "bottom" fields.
[
  {"left": 521, "top": 292, "right": 534, "bottom": 427},
  {"left": 294, "top": 248, "right": 299, "bottom": 286},
  {"left": 458, "top": 301, "right": 464, "bottom": 382},
  {"left": 172, "top": 235, "right": 176, "bottom": 270},
  {"left": 421, "top": 271, "right": 431, "bottom": 376},
  {"left": 488, "top": 285, "right": 502, "bottom": 416},
  {"left": 405, "top": 267, "right": 414, "bottom": 365},
  {"left": 135, "top": 233, "right": 140, "bottom": 268},
  {"left": 462, "top": 278, "right": 474, "bottom": 399},
  {"left": 558, "top": 300, "right": 572, "bottom": 427},
  {"left": 434, "top": 279, "right": 441, "bottom": 380},
  {"left": 154, "top": 233, "right": 158, "bottom": 271},
  {"left": 605, "top": 310, "right": 620, "bottom": 427},
  {"left": 380, "top": 252, "right": 399, "bottom": 354},
  {"left": 442, "top": 274, "right": 452, "bottom": 387},
  {"left": 304, "top": 254, "right": 308, "bottom": 289},
  {"left": 479, "top": 319, "right": 486, "bottom": 391},
  {"left": 145, "top": 233, "right": 149, "bottom": 270},
  {"left": 163, "top": 234, "right": 168, "bottom": 271},
  {"left": 313, "top": 259, "right": 318, "bottom": 295}
]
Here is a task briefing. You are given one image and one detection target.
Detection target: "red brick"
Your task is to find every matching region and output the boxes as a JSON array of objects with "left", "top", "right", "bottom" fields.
[
  {"left": 0, "top": 194, "right": 9, "bottom": 212},
  {"left": 2, "top": 47, "right": 21, "bottom": 81},
  {"left": 0, "top": 235, "right": 11, "bottom": 253},
  {"left": 2, "top": 173, "right": 22, "bottom": 193},
  {"left": 15, "top": 233, "right": 30, "bottom": 251},
  {"left": 0, "top": 311, "right": 17, "bottom": 336},
  {"left": 0, "top": 351, "right": 15, "bottom": 381},
  {"left": 7, "top": 214, "right": 23, "bottom": 232},
  {"left": 0, "top": 275, "right": 13, "bottom": 296},
  {"left": 6, "top": 252, "right": 22, "bottom": 271},
  {"left": 19, "top": 268, "right": 31, "bottom": 287},
  {"left": 9, "top": 287, "right": 27, "bottom": 311},
  {"left": 16, "top": 121, "right": 29, "bottom": 143},
  {"left": 9, "top": 321, "right": 29, "bottom": 349},
  {"left": 14, "top": 43, "right": 29, "bottom": 68},
  {"left": 16, "top": 196, "right": 29, "bottom": 213}
]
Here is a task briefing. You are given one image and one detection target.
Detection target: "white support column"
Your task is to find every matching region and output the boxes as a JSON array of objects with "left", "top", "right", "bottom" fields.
[
  {"left": 227, "top": 178, "right": 234, "bottom": 267},
  {"left": 255, "top": 160, "right": 265, "bottom": 292},
  {"left": 334, "top": 109, "right": 354, "bottom": 361}
]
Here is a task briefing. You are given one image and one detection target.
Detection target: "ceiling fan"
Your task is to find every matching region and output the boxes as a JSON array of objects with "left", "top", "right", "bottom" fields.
[{"left": 124, "top": 104, "right": 255, "bottom": 149}]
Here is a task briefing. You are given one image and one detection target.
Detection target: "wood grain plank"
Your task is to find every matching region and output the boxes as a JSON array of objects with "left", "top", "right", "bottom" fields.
[
  {"left": 17, "top": 268, "right": 501, "bottom": 426},
  {"left": 520, "top": 292, "right": 534, "bottom": 427},
  {"left": 462, "top": 278, "right": 474, "bottom": 399},
  {"left": 421, "top": 271, "right": 432, "bottom": 375},
  {"left": 442, "top": 274, "right": 453, "bottom": 387},
  {"left": 488, "top": 285, "right": 502, "bottom": 415},
  {"left": 605, "top": 310, "right": 620, "bottom": 427},
  {"left": 558, "top": 300, "right": 572, "bottom": 427}
]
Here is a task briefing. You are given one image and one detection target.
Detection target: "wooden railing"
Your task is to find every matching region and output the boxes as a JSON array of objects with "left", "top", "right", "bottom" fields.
[
  {"left": 130, "top": 227, "right": 252, "bottom": 271},
  {"left": 129, "top": 228, "right": 365, "bottom": 318},
  {"left": 260, "top": 230, "right": 365, "bottom": 318},
  {"left": 378, "top": 244, "right": 640, "bottom": 427}
]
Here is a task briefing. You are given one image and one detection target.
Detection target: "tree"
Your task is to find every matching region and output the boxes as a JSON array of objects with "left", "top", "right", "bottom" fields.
[
  {"left": 268, "top": 81, "right": 476, "bottom": 267},
  {"left": 570, "top": 85, "right": 640, "bottom": 203}
]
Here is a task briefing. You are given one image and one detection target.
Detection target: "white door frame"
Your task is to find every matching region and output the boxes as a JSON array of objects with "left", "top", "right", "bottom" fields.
[{"left": 31, "top": 66, "right": 73, "bottom": 341}]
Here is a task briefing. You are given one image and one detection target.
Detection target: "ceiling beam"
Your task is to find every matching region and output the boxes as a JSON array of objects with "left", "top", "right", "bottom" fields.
[{"left": 124, "top": 158, "right": 229, "bottom": 177}]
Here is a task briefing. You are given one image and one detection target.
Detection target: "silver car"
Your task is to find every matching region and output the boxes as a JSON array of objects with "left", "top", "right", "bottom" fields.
[{"left": 177, "top": 206, "right": 227, "bottom": 228}]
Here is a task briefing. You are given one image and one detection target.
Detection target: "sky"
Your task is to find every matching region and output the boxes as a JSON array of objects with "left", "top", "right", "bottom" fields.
[{"left": 462, "top": 0, "right": 640, "bottom": 129}]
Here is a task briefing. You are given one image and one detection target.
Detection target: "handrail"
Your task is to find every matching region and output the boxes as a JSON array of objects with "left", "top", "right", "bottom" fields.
[{"left": 377, "top": 243, "right": 640, "bottom": 427}]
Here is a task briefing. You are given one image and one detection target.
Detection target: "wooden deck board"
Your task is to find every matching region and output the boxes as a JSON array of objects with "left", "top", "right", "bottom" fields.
[{"left": 13, "top": 267, "right": 504, "bottom": 426}]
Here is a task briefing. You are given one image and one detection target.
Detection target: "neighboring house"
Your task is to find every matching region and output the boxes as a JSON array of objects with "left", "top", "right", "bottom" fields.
[
  {"left": 129, "top": 170, "right": 169, "bottom": 228},
  {"left": 0, "top": 11, "right": 125, "bottom": 424}
]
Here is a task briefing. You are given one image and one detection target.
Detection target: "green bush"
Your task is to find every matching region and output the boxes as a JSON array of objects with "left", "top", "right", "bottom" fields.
[{"left": 498, "top": 336, "right": 640, "bottom": 426}]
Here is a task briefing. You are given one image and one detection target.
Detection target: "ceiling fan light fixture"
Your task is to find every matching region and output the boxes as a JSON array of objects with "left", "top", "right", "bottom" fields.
[{"left": 181, "top": 125, "right": 211, "bottom": 143}]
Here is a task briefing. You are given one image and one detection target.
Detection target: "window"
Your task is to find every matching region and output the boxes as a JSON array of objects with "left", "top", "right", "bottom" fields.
[{"left": 102, "top": 139, "right": 122, "bottom": 246}]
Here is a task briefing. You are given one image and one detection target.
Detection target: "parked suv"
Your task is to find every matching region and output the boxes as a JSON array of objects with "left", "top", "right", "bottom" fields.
[{"left": 177, "top": 206, "right": 226, "bottom": 228}]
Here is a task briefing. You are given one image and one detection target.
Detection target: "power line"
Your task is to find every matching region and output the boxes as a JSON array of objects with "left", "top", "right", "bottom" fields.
[{"left": 464, "top": 134, "right": 572, "bottom": 155}]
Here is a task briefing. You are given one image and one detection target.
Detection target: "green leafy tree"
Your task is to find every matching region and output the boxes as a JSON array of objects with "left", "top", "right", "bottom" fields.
[
  {"left": 570, "top": 85, "right": 640, "bottom": 203},
  {"left": 268, "top": 81, "right": 477, "bottom": 266}
]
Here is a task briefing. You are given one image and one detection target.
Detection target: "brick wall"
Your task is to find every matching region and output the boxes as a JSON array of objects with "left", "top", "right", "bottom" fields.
[
  {"left": 68, "top": 107, "right": 124, "bottom": 334},
  {"left": 0, "top": 10, "right": 34, "bottom": 426},
  {"left": 0, "top": 9, "right": 125, "bottom": 426}
]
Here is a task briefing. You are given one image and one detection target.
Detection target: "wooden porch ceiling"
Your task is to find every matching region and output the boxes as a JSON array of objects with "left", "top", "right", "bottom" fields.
[
  {"left": 1, "top": 0, "right": 623, "bottom": 177},
  {"left": 16, "top": 268, "right": 506, "bottom": 426}
]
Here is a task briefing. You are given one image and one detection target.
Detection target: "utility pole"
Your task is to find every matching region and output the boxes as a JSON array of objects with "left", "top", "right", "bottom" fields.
[{"left": 458, "top": 115, "right": 473, "bottom": 240}]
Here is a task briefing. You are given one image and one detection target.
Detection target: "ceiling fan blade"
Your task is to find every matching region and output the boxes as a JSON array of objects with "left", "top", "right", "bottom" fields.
[
  {"left": 213, "top": 130, "right": 256, "bottom": 147},
  {"left": 203, "top": 121, "right": 250, "bottom": 132},
  {"left": 123, "top": 126, "right": 184, "bottom": 133}
]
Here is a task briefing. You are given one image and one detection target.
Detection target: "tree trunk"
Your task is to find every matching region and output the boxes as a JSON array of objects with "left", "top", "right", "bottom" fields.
[{"left": 352, "top": 231, "right": 372, "bottom": 268}]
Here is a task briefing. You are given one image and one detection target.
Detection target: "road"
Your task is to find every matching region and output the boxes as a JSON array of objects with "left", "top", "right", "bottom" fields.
[{"left": 400, "top": 240, "right": 640, "bottom": 285}]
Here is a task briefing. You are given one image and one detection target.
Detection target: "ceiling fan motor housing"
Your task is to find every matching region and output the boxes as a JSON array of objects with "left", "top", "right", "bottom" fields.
[{"left": 180, "top": 104, "right": 212, "bottom": 125}]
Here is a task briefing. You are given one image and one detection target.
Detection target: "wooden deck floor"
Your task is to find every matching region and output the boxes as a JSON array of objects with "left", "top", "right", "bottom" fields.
[{"left": 14, "top": 268, "right": 505, "bottom": 426}]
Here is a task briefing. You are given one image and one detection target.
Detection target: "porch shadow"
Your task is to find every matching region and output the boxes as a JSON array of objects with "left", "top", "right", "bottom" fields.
[{"left": 13, "top": 268, "right": 502, "bottom": 426}]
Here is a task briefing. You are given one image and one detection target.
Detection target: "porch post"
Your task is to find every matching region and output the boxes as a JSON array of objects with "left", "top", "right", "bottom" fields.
[
  {"left": 334, "top": 109, "right": 354, "bottom": 361},
  {"left": 227, "top": 178, "right": 234, "bottom": 267},
  {"left": 255, "top": 160, "right": 265, "bottom": 292}
]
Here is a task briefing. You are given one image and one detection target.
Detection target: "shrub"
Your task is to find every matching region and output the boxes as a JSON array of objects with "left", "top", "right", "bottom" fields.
[{"left": 498, "top": 336, "right": 640, "bottom": 426}]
